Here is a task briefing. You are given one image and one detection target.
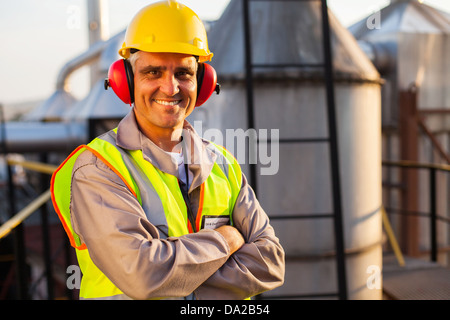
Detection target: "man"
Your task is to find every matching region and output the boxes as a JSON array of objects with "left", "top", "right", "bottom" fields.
[{"left": 51, "top": 1, "right": 284, "bottom": 300}]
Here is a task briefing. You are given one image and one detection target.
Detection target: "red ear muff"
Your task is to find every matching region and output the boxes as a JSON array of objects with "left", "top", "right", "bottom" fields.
[
  {"left": 196, "top": 63, "right": 220, "bottom": 107},
  {"left": 105, "top": 59, "right": 219, "bottom": 107},
  {"left": 104, "top": 59, "right": 134, "bottom": 105}
]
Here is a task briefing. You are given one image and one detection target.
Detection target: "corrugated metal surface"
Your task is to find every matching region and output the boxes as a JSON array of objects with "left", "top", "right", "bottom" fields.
[
  {"left": 350, "top": 0, "right": 450, "bottom": 39},
  {"left": 208, "top": 0, "right": 379, "bottom": 83},
  {"left": 350, "top": 0, "right": 450, "bottom": 123}
]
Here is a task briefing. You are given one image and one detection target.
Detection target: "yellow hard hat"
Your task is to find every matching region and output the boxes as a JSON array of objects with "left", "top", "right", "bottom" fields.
[{"left": 119, "top": 1, "right": 213, "bottom": 62}]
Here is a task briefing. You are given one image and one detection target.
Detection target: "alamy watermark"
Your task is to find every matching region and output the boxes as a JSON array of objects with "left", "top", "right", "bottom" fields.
[
  {"left": 66, "top": 265, "right": 81, "bottom": 290},
  {"left": 176, "top": 121, "right": 280, "bottom": 176},
  {"left": 366, "top": 7, "right": 381, "bottom": 30},
  {"left": 366, "top": 265, "right": 381, "bottom": 290},
  {"left": 66, "top": 5, "right": 81, "bottom": 30}
]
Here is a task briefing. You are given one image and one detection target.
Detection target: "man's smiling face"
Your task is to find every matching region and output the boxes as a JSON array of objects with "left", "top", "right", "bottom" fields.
[{"left": 132, "top": 51, "right": 198, "bottom": 138}]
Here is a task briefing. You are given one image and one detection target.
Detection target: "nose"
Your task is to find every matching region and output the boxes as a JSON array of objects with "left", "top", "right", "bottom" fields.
[{"left": 159, "top": 73, "right": 180, "bottom": 96}]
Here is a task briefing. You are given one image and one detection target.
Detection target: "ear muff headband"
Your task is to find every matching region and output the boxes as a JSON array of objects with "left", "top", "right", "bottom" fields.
[
  {"left": 105, "top": 59, "right": 220, "bottom": 107},
  {"left": 196, "top": 63, "right": 205, "bottom": 102},
  {"left": 124, "top": 59, "right": 135, "bottom": 104}
]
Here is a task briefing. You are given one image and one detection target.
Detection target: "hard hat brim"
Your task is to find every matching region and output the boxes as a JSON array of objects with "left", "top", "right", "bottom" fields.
[{"left": 119, "top": 42, "right": 213, "bottom": 63}]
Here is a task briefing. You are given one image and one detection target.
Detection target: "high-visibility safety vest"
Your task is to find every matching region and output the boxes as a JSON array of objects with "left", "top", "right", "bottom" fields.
[{"left": 50, "top": 129, "right": 242, "bottom": 299}]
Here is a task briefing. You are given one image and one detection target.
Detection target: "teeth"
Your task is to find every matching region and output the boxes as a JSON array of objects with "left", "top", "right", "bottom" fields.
[{"left": 154, "top": 99, "right": 181, "bottom": 106}]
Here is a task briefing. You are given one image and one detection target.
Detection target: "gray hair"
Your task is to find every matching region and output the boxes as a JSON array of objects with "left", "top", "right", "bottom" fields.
[{"left": 128, "top": 50, "right": 141, "bottom": 74}]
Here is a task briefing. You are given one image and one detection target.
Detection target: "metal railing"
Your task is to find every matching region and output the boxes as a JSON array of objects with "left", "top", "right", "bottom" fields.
[
  {"left": 0, "top": 188, "right": 51, "bottom": 240},
  {"left": 382, "top": 160, "right": 450, "bottom": 263},
  {"left": 0, "top": 157, "right": 72, "bottom": 299}
]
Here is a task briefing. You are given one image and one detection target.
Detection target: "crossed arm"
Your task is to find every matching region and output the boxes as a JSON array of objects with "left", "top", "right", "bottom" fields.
[{"left": 70, "top": 151, "right": 285, "bottom": 299}]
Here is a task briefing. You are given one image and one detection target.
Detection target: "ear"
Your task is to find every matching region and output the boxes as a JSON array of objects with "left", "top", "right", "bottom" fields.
[
  {"left": 195, "top": 63, "right": 220, "bottom": 107},
  {"left": 104, "top": 59, "right": 134, "bottom": 105}
]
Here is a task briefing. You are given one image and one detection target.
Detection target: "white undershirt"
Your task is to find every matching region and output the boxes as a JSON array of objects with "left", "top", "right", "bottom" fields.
[{"left": 167, "top": 150, "right": 193, "bottom": 188}]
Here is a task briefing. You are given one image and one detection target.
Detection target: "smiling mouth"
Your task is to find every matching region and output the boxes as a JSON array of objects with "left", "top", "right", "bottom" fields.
[{"left": 153, "top": 99, "right": 182, "bottom": 106}]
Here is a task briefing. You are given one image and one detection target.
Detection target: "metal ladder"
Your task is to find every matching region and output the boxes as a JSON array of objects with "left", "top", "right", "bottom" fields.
[{"left": 242, "top": 0, "right": 347, "bottom": 299}]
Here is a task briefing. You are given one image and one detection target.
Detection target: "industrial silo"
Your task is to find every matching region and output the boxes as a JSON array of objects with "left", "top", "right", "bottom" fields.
[
  {"left": 22, "top": 90, "right": 77, "bottom": 122},
  {"left": 187, "top": 0, "right": 383, "bottom": 299},
  {"left": 350, "top": 0, "right": 450, "bottom": 261}
]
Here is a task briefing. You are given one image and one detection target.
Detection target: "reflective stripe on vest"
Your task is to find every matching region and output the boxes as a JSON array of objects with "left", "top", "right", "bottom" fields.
[{"left": 50, "top": 129, "right": 242, "bottom": 299}]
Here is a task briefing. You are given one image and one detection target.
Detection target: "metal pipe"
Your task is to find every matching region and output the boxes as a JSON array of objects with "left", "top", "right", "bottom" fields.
[
  {"left": 0, "top": 190, "right": 52, "bottom": 240},
  {"left": 6, "top": 162, "right": 28, "bottom": 299},
  {"left": 417, "top": 117, "right": 450, "bottom": 164},
  {"left": 6, "top": 158, "right": 57, "bottom": 175},
  {"left": 87, "top": 0, "right": 109, "bottom": 46},
  {"left": 321, "top": 0, "right": 347, "bottom": 300},
  {"left": 399, "top": 89, "right": 420, "bottom": 256},
  {"left": 382, "top": 160, "right": 450, "bottom": 171},
  {"left": 56, "top": 0, "right": 110, "bottom": 92},
  {"left": 382, "top": 206, "right": 405, "bottom": 266},
  {"left": 2, "top": 121, "right": 87, "bottom": 153},
  {"left": 242, "top": 0, "right": 258, "bottom": 196},
  {"left": 87, "top": 0, "right": 109, "bottom": 87},
  {"left": 39, "top": 153, "right": 54, "bottom": 299},
  {"left": 55, "top": 40, "right": 108, "bottom": 92},
  {"left": 430, "top": 167, "right": 437, "bottom": 262}
]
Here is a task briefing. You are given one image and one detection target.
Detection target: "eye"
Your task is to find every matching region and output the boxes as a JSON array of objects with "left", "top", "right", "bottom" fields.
[
  {"left": 147, "top": 70, "right": 159, "bottom": 76},
  {"left": 176, "top": 70, "right": 194, "bottom": 80},
  {"left": 175, "top": 68, "right": 194, "bottom": 79},
  {"left": 139, "top": 67, "right": 161, "bottom": 78}
]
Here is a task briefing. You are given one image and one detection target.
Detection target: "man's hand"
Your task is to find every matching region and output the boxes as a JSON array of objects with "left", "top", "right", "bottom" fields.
[{"left": 214, "top": 225, "right": 245, "bottom": 255}]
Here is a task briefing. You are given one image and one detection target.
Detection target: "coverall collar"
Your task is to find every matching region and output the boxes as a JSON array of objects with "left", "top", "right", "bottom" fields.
[{"left": 115, "top": 109, "right": 217, "bottom": 192}]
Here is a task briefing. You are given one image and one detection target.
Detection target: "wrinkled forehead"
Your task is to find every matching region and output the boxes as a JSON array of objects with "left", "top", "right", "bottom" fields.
[{"left": 133, "top": 51, "right": 198, "bottom": 70}]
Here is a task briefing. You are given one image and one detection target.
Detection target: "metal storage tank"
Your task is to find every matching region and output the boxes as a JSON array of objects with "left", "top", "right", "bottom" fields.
[
  {"left": 187, "top": 0, "right": 383, "bottom": 299},
  {"left": 349, "top": 0, "right": 450, "bottom": 126},
  {"left": 349, "top": 0, "right": 450, "bottom": 261},
  {"left": 22, "top": 90, "right": 77, "bottom": 122}
]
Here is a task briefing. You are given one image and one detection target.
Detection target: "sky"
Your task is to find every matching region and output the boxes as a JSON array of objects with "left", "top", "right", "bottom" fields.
[{"left": 1, "top": 0, "right": 450, "bottom": 110}]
